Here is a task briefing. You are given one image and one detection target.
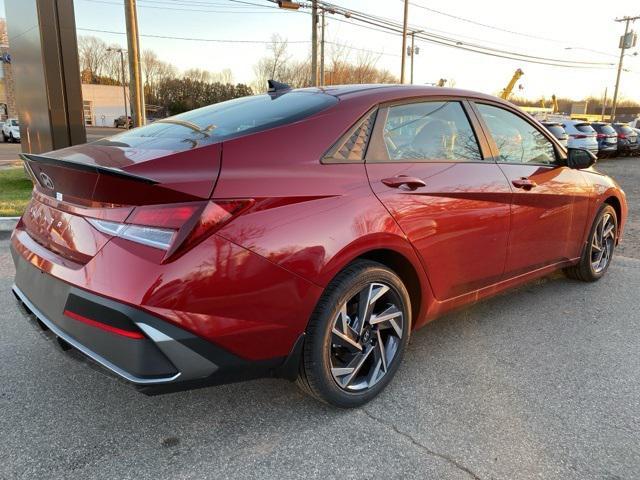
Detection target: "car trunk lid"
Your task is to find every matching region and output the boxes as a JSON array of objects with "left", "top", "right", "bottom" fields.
[{"left": 19, "top": 140, "right": 222, "bottom": 263}]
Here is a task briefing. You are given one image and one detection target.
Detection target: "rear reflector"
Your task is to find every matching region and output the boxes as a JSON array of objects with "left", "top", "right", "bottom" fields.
[{"left": 63, "top": 309, "right": 145, "bottom": 339}]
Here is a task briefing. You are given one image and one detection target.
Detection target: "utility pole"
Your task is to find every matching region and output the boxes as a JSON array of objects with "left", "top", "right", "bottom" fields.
[
  {"left": 601, "top": 87, "right": 608, "bottom": 121},
  {"left": 320, "top": 9, "right": 325, "bottom": 86},
  {"left": 611, "top": 15, "right": 639, "bottom": 121},
  {"left": 124, "top": 0, "right": 145, "bottom": 127},
  {"left": 311, "top": 0, "right": 319, "bottom": 86},
  {"left": 400, "top": 0, "right": 409, "bottom": 83},
  {"left": 408, "top": 30, "right": 422, "bottom": 84},
  {"left": 108, "top": 47, "right": 129, "bottom": 126},
  {"left": 410, "top": 32, "right": 415, "bottom": 84}
]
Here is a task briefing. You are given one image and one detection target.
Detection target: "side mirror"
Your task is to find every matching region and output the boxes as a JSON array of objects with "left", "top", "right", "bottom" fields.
[{"left": 566, "top": 148, "right": 597, "bottom": 169}]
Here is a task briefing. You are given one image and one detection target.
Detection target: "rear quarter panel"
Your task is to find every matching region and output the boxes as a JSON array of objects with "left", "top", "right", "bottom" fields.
[{"left": 213, "top": 100, "right": 432, "bottom": 326}]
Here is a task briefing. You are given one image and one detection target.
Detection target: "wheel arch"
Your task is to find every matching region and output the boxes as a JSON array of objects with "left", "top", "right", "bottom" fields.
[
  {"left": 603, "top": 195, "right": 621, "bottom": 226},
  {"left": 355, "top": 249, "right": 423, "bottom": 329}
]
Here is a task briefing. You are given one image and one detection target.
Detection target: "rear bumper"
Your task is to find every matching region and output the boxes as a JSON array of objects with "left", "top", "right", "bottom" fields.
[
  {"left": 618, "top": 142, "right": 639, "bottom": 152},
  {"left": 11, "top": 248, "right": 302, "bottom": 393}
]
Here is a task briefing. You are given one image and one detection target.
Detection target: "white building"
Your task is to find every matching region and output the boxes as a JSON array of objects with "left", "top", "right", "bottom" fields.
[{"left": 81, "top": 83, "right": 129, "bottom": 127}]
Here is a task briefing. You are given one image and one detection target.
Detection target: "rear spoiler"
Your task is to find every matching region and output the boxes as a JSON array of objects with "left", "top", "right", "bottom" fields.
[{"left": 20, "top": 153, "right": 158, "bottom": 185}]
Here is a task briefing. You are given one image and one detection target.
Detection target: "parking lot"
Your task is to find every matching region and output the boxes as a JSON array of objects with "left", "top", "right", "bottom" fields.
[{"left": 0, "top": 156, "right": 638, "bottom": 479}]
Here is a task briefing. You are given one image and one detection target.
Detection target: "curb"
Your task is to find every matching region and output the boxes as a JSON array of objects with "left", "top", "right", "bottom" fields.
[{"left": 0, "top": 216, "right": 19, "bottom": 232}]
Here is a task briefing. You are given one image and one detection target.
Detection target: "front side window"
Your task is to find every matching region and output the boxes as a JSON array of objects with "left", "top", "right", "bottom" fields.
[
  {"left": 477, "top": 104, "right": 556, "bottom": 165},
  {"left": 382, "top": 101, "right": 483, "bottom": 162}
]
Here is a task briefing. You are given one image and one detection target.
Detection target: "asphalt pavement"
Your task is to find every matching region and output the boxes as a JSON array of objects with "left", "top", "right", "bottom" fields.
[{"left": 0, "top": 157, "right": 639, "bottom": 479}]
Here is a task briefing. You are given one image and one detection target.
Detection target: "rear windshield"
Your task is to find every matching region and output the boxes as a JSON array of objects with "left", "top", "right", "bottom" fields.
[
  {"left": 615, "top": 125, "right": 634, "bottom": 134},
  {"left": 574, "top": 123, "right": 595, "bottom": 133},
  {"left": 96, "top": 91, "right": 338, "bottom": 150},
  {"left": 544, "top": 125, "right": 565, "bottom": 137},
  {"left": 10, "top": 120, "right": 18, "bottom": 126},
  {"left": 593, "top": 124, "right": 616, "bottom": 134}
]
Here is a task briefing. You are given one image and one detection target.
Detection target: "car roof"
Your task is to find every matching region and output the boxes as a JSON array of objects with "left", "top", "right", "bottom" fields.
[{"left": 294, "top": 84, "right": 507, "bottom": 106}]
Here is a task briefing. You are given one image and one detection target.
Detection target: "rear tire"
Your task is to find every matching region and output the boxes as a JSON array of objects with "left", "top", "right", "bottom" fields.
[
  {"left": 564, "top": 204, "right": 617, "bottom": 282},
  {"left": 297, "top": 260, "right": 411, "bottom": 408}
]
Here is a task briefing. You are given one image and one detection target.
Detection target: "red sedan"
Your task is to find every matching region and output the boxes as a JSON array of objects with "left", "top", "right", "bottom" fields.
[{"left": 11, "top": 84, "right": 627, "bottom": 407}]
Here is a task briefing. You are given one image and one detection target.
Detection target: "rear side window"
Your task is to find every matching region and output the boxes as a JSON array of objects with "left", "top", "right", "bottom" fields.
[
  {"left": 96, "top": 91, "right": 338, "bottom": 151},
  {"left": 477, "top": 104, "right": 556, "bottom": 165},
  {"left": 575, "top": 123, "right": 596, "bottom": 133},
  {"left": 381, "top": 101, "right": 483, "bottom": 162}
]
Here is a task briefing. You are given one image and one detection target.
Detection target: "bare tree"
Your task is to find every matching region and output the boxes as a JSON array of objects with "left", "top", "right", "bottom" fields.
[
  {"left": 184, "top": 68, "right": 212, "bottom": 83},
  {"left": 78, "top": 36, "right": 110, "bottom": 82},
  {"left": 253, "top": 34, "right": 293, "bottom": 91}
]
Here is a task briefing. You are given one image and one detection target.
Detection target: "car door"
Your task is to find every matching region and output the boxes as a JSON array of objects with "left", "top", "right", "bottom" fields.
[
  {"left": 365, "top": 98, "right": 512, "bottom": 300},
  {"left": 471, "top": 102, "right": 591, "bottom": 277}
]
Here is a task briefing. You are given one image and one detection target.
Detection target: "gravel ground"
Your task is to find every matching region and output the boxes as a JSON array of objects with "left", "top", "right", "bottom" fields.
[{"left": 0, "top": 156, "right": 638, "bottom": 479}]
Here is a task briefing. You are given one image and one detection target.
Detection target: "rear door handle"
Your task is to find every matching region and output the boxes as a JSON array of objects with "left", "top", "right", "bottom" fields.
[
  {"left": 511, "top": 177, "right": 537, "bottom": 191},
  {"left": 381, "top": 176, "right": 426, "bottom": 191}
]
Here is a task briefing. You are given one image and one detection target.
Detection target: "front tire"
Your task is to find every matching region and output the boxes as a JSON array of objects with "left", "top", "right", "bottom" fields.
[
  {"left": 297, "top": 260, "right": 411, "bottom": 408},
  {"left": 565, "top": 204, "right": 617, "bottom": 282}
]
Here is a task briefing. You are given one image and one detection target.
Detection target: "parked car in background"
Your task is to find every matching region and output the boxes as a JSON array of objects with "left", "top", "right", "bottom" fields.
[
  {"left": 541, "top": 122, "right": 568, "bottom": 148},
  {"left": 561, "top": 120, "right": 598, "bottom": 154},
  {"left": 113, "top": 115, "right": 132, "bottom": 128},
  {"left": 2, "top": 118, "right": 20, "bottom": 143},
  {"left": 612, "top": 123, "right": 639, "bottom": 156},
  {"left": 590, "top": 122, "right": 618, "bottom": 158},
  {"left": 11, "top": 85, "right": 627, "bottom": 407}
]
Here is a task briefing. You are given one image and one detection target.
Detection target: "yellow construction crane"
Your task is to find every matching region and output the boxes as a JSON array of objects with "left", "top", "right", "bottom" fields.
[
  {"left": 551, "top": 94, "right": 559, "bottom": 114},
  {"left": 499, "top": 68, "right": 524, "bottom": 100}
]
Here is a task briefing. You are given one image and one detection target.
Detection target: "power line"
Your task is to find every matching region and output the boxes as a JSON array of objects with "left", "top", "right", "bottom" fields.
[
  {"left": 321, "top": 2, "right": 613, "bottom": 68},
  {"left": 77, "top": 27, "right": 310, "bottom": 43},
  {"left": 315, "top": 1, "right": 615, "bottom": 68},
  {"left": 78, "top": 27, "right": 398, "bottom": 58},
  {"left": 82, "top": 0, "right": 291, "bottom": 14},
  {"left": 404, "top": 0, "right": 619, "bottom": 58}
]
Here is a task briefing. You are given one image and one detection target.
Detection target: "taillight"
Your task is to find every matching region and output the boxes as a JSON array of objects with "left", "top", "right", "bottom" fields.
[
  {"left": 572, "top": 134, "right": 587, "bottom": 139},
  {"left": 596, "top": 133, "right": 605, "bottom": 139},
  {"left": 618, "top": 133, "right": 627, "bottom": 139},
  {"left": 87, "top": 199, "right": 253, "bottom": 258}
]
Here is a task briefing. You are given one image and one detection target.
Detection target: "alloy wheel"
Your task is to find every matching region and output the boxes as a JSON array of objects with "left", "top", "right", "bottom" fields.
[
  {"left": 329, "top": 282, "right": 404, "bottom": 392},
  {"left": 590, "top": 212, "right": 615, "bottom": 274}
]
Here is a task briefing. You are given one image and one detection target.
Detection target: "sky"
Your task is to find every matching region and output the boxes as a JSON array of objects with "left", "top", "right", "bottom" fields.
[{"left": 1, "top": 0, "right": 639, "bottom": 101}]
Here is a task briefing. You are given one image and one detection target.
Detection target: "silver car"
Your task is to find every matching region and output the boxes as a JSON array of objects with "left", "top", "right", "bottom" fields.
[
  {"left": 561, "top": 120, "right": 599, "bottom": 154},
  {"left": 541, "top": 122, "right": 568, "bottom": 148}
]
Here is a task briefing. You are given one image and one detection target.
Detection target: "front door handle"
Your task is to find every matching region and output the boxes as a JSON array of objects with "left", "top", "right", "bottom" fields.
[
  {"left": 512, "top": 177, "right": 537, "bottom": 191},
  {"left": 382, "top": 176, "right": 426, "bottom": 191}
]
